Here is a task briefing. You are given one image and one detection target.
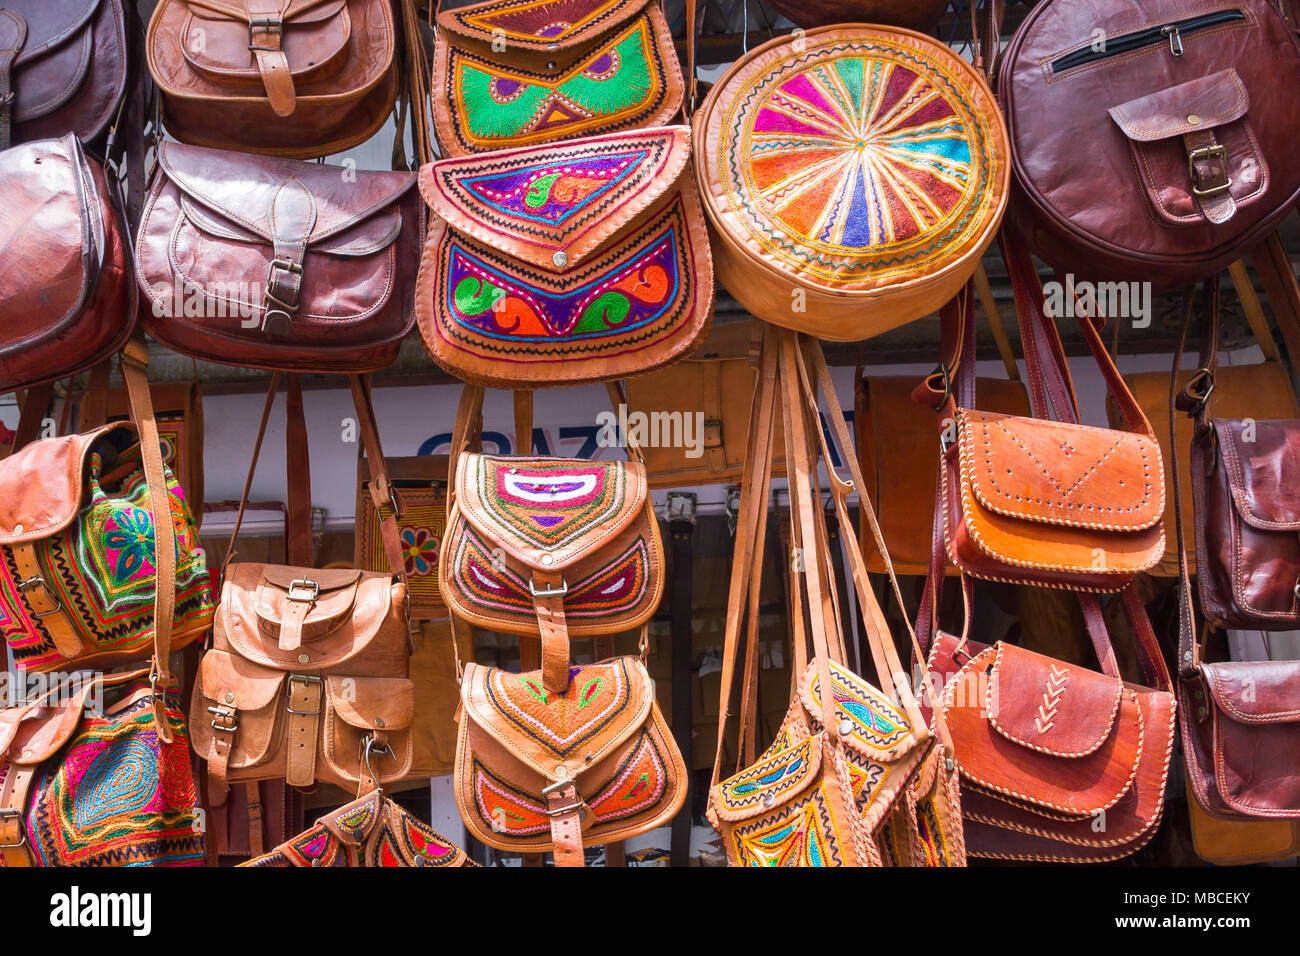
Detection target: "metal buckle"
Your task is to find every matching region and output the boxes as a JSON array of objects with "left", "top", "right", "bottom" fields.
[
  {"left": 248, "top": 15, "right": 283, "bottom": 51},
  {"left": 1185, "top": 366, "right": 1217, "bottom": 416},
  {"left": 540, "top": 778, "right": 585, "bottom": 817},
  {"left": 285, "top": 674, "right": 323, "bottom": 715},
  {"left": 265, "top": 258, "right": 303, "bottom": 305},
  {"left": 1188, "top": 145, "right": 1230, "bottom": 197},
  {"left": 0, "top": 807, "right": 26, "bottom": 848},
  {"left": 207, "top": 705, "right": 239, "bottom": 733},
  {"left": 17, "top": 576, "right": 62, "bottom": 616},
  {"left": 528, "top": 576, "right": 569, "bottom": 598},
  {"left": 287, "top": 578, "right": 320, "bottom": 603}
]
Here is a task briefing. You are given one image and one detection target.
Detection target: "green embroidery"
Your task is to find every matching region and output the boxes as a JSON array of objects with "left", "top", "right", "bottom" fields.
[
  {"left": 520, "top": 676, "right": 549, "bottom": 705},
  {"left": 525, "top": 173, "right": 562, "bottom": 208},
  {"left": 453, "top": 276, "right": 504, "bottom": 317},
  {"left": 577, "top": 676, "right": 602, "bottom": 709},
  {"left": 574, "top": 292, "right": 629, "bottom": 334}
]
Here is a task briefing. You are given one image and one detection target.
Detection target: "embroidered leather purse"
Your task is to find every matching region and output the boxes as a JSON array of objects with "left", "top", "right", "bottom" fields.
[
  {"left": 0, "top": 0, "right": 128, "bottom": 149},
  {"left": 356, "top": 455, "right": 447, "bottom": 619},
  {"left": 146, "top": 0, "right": 398, "bottom": 158},
  {"left": 416, "top": 126, "right": 712, "bottom": 388},
  {"left": 0, "top": 673, "right": 205, "bottom": 867},
  {"left": 242, "top": 787, "right": 475, "bottom": 866},
  {"left": 136, "top": 142, "right": 421, "bottom": 375},
  {"left": 693, "top": 24, "right": 1009, "bottom": 340},
  {"left": 431, "top": 0, "right": 683, "bottom": 157}
]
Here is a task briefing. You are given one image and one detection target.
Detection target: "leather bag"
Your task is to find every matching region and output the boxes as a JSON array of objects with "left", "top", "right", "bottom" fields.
[
  {"left": 0, "top": 135, "right": 135, "bottom": 395},
  {"left": 356, "top": 455, "right": 447, "bottom": 619},
  {"left": 999, "top": 0, "right": 1300, "bottom": 288},
  {"left": 0, "top": 673, "right": 205, "bottom": 867},
  {"left": 241, "top": 787, "right": 475, "bottom": 866},
  {"left": 693, "top": 23, "right": 1009, "bottom": 341},
  {"left": 442, "top": 383, "right": 686, "bottom": 866},
  {"left": 416, "top": 126, "right": 712, "bottom": 388},
  {"left": 100, "top": 379, "right": 206, "bottom": 522},
  {"left": 146, "top": 0, "right": 398, "bottom": 158},
  {"left": 431, "top": 0, "right": 683, "bottom": 157},
  {"left": 136, "top": 142, "right": 421, "bottom": 374},
  {"left": 0, "top": 0, "right": 128, "bottom": 149}
]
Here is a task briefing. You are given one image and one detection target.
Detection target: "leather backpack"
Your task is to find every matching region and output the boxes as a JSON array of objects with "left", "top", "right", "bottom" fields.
[
  {"left": 431, "top": 0, "right": 684, "bottom": 157},
  {"left": 693, "top": 23, "right": 1009, "bottom": 341},
  {"left": 136, "top": 142, "right": 421, "bottom": 375},
  {"left": 146, "top": 0, "right": 399, "bottom": 158},
  {"left": 0, "top": 0, "right": 128, "bottom": 149},
  {"left": 999, "top": 0, "right": 1300, "bottom": 288},
  {"left": 416, "top": 126, "right": 713, "bottom": 388}
]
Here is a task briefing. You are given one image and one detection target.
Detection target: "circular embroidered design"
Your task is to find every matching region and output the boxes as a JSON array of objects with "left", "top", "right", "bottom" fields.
[
  {"left": 400, "top": 526, "right": 440, "bottom": 576},
  {"left": 582, "top": 48, "right": 621, "bottom": 82}
]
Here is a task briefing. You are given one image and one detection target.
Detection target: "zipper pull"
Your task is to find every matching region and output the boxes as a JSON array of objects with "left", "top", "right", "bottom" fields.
[{"left": 1161, "top": 24, "right": 1184, "bottom": 56}]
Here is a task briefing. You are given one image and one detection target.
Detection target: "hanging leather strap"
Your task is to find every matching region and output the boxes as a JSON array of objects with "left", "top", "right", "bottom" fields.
[
  {"left": 683, "top": 0, "right": 698, "bottom": 117},
  {"left": 0, "top": 8, "right": 25, "bottom": 151},
  {"left": 245, "top": 0, "right": 296, "bottom": 117},
  {"left": 284, "top": 375, "right": 313, "bottom": 567},
  {"left": 513, "top": 390, "right": 533, "bottom": 456},
  {"left": 8, "top": 382, "right": 55, "bottom": 457}
]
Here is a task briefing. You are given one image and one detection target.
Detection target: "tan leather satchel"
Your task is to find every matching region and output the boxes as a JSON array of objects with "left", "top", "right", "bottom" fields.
[
  {"left": 146, "top": 0, "right": 400, "bottom": 157},
  {"left": 441, "top": 384, "right": 686, "bottom": 866}
]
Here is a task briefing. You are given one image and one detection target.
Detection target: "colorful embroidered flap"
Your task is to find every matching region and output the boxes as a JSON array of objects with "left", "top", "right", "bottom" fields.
[
  {"left": 460, "top": 656, "right": 655, "bottom": 781},
  {"left": 421, "top": 127, "right": 691, "bottom": 270},
  {"left": 957, "top": 409, "right": 1165, "bottom": 531},
  {"left": 454, "top": 454, "right": 649, "bottom": 572},
  {"left": 712, "top": 732, "right": 823, "bottom": 823},
  {"left": 431, "top": 0, "right": 683, "bottom": 156},
  {"left": 798, "top": 659, "right": 918, "bottom": 763}
]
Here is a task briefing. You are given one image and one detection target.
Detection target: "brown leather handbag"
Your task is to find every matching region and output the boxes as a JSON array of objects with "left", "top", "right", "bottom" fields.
[
  {"left": 0, "top": 0, "right": 128, "bottom": 148},
  {"left": 431, "top": 0, "right": 683, "bottom": 157},
  {"left": 416, "top": 125, "right": 712, "bottom": 388},
  {"left": 146, "top": 0, "right": 398, "bottom": 158},
  {"left": 0, "top": 135, "right": 135, "bottom": 396},
  {"left": 441, "top": 384, "right": 686, "bottom": 866},
  {"left": 136, "top": 142, "right": 421, "bottom": 374},
  {"left": 1000, "top": 0, "right": 1300, "bottom": 288}
]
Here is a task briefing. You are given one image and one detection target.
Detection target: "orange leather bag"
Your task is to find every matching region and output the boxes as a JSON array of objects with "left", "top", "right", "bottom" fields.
[{"left": 693, "top": 24, "right": 1009, "bottom": 340}]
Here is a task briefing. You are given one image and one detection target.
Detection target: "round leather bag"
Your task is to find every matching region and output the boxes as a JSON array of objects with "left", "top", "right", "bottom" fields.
[
  {"left": 694, "top": 25, "right": 1009, "bottom": 341},
  {"left": 761, "top": 0, "right": 949, "bottom": 32},
  {"left": 1000, "top": 0, "right": 1300, "bottom": 289}
]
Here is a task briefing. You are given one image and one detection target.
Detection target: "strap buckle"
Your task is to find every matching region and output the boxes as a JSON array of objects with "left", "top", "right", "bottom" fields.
[
  {"left": 1188, "top": 144, "right": 1230, "bottom": 197},
  {"left": 528, "top": 576, "right": 569, "bottom": 598},
  {"left": 248, "top": 15, "right": 283, "bottom": 51},
  {"left": 540, "top": 778, "right": 585, "bottom": 817},
  {"left": 207, "top": 705, "right": 239, "bottom": 733},
  {"left": 287, "top": 578, "right": 319, "bottom": 603},
  {"left": 0, "top": 807, "right": 26, "bottom": 848},
  {"left": 1184, "top": 366, "right": 1216, "bottom": 416},
  {"left": 285, "top": 674, "right": 323, "bottom": 715},
  {"left": 17, "top": 576, "right": 62, "bottom": 616}
]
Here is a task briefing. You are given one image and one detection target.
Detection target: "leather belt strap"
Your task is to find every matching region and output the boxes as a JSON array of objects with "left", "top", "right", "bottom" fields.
[
  {"left": 10, "top": 543, "right": 84, "bottom": 660},
  {"left": 284, "top": 674, "right": 322, "bottom": 788},
  {"left": 1184, "top": 128, "right": 1235, "bottom": 224},
  {"left": 533, "top": 574, "right": 570, "bottom": 695},
  {"left": 285, "top": 375, "right": 313, "bottom": 567},
  {"left": 0, "top": 764, "right": 35, "bottom": 867},
  {"left": 513, "top": 390, "right": 533, "bottom": 456},
  {"left": 244, "top": 782, "right": 265, "bottom": 857},
  {"left": 246, "top": 0, "right": 295, "bottom": 117},
  {"left": 277, "top": 594, "right": 313, "bottom": 651},
  {"left": 0, "top": 9, "right": 25, "bottom": 151},
  {"left": 207, "top": 704, "right": 237, "bottom": 790},
  {"left": 544, "top": 780, "right": 586, "bottom": 867},
  {"left": 702, "top": 364, "right": 725, "bottom": 474},
  {"left": 262, "top": 176, "right": 316, "bottom": 331}
]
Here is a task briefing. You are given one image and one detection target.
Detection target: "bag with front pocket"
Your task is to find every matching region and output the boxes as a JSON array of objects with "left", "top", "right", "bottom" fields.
[
  {"left": 416, "top": 125, "right": 712, "bottom": 388},
  {"left": 431, "top": 0, "right": 683, "bottom": 156}
]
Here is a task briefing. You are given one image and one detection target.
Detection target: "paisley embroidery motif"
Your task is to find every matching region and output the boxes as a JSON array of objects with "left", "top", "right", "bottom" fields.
[{"left": 484, "top": 658, "right": 635, "bottom": 757}]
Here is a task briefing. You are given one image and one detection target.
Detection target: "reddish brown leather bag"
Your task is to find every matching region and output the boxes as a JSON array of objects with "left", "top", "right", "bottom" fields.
[
  {"left": 0, "top": 0, "right": 128, "bottom": 149},
  {"left": 1000, "top": 0, "right": 1300, "bottom": 288},
  {"left": 0, "top": 135, "right": 134, "bottom": 394},
  {"left": 146, "top": 0, "right": 398, "bottom": 157},
  {"left": 136, "top": 142, "right": 421, "bottom": 374}
]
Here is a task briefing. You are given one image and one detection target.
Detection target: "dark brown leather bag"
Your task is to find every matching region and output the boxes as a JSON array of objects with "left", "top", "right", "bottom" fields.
[
  {"left": 136, "top": 142, "right": 421, "bottom": 374},
  {"left": 146, "top": 0, "right": 398, "bottom": 157},
  {"left": 0, "top": 135, "right": 134, "bottom": 394},
  {"left": 1000, "top": 0, "right": 1300, "bottom": 288},
  {"left": 0, "top": 0, "right": 128, "bottom": 149}
]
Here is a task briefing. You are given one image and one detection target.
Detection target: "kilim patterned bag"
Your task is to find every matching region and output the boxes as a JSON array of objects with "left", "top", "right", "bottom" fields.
[
  {"left": 707, "top": 328, "right": 934, "bottom": 867},
  {"left": 431, "top": 0, "right": 683, "bottom": 157},
  {"left": 441, "top": 384, "right": 686, "bottom": 866},
  {"left": 0, "top": 673, "right": 205, "bottom": 867},
  {"left": 693, "top": 24, "right": 1009, "bottom": 341},
  {"left": 243, "top": 788, "right": 475, "bottom": 867},
  {"left": 356, "top": 455, "right": 447, "bottom": 619},
  {"left": 416, "top": 125, "right": 713, "bottom": 388}
]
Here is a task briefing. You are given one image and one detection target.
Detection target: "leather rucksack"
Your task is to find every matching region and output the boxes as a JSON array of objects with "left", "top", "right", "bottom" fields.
[
  {"left": 0, "top": 0, "right": 128, "bottom": 149},
  {"left": 146, "top": 0, "right": 399, "bottom": 158}
]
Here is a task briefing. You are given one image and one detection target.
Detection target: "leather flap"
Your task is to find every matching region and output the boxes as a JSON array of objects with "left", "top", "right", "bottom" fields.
[
  {"left": 8, "top": 0, "right": 99, "bottom": 121},
  {"left": 158, "top": 142, "right": 415, "bottom": 249},
  {"left": 255, "top": 567, "right": 361, "bottom": 643},
  {"left": 261, "top": 566, "right": 362, "bottom": 592},
  {"left": 420, "top": 126, "right": 690, "bottom": 271},
  {"left": 987, "top": 643, "right": 1123, "bottom": 757},
  {"left": 1108, "top": 69, "right": 1248, "bottom": 142},
  {"left": 324, "top": 676, "right": 415, "bottom": 731},
  {"left": 195, "top": 648, "right": 285, "bottom": 711},
  {"left": 317, "top": 789, "right": 383, "bottom": 847},
  {"left": 455, "top": 454, "right": 649, "bottom": 572},
  {"left": 0, "top": 423, "right": 130, "bottom": 544},
  {"left": 1202, "top": 661, "right": 1300, "bottom": 724},
  {"left": 712, "top": 732, "right": 823, "bottom": 823},
  {"left": 958, "top": 409, "right": 1164, "bottom": 531},
  {"left": 178, "top": 195, "right": 402, "bottom": 257},
  {"left": 798, "top": 660, "right": 918, "bottom": 763},
  {"left": 0, "top": 683, "right": 91, "bottom": 765},
  {"left": 181, "top": 0, "right": 350, "bottom": 83},
  {"left": 436, "top": 0, "right": 647, "bottom": 51},
  {"left": 186, "top": 0, "right": 345, "bottom": 24},
  {"left": 1214, "top": 418, "right": 1300, "bottom": 530},
  {"left": 460, "top": 657, "right": 654, "bottom": 781}
]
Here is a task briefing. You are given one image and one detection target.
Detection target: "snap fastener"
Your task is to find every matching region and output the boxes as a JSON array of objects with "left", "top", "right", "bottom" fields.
[
  {"left": 945, "top": 758, "right": 955, "bottom": 774},
  {"left": 546, "top": 60, "right": 557, "bottom": 70},
  {"left": 760, "top": 791, "right": 775, "bottom": 808},
  {"left": 13, "top": 524, "right": 22, "bottom": 535},
  {"left": 541, "top": 554, "right": 553, "bottom": 566},
  {"left": 310, "top": 857, "right": 321, "bottom": 867},
  {"left": 375, "top": 717, "right": 385, "bottom": 728},
  {"left": 224, "top": 693, "right": 235, "bottom": 704},
  {"left": 298, "top": 653, "right": 310, "bottom": 664},
  {"left": 1187, "top": 113, "right": 1201, "bottom": 125},
  {"left": 553, "top": 251, "right": 568, "bottom": 268},
  {"left": 838, "top": 718, "right": 854, "bottom": 736}
]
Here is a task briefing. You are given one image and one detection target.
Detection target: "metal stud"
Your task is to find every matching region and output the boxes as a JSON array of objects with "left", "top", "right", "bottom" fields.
[
  {"left": 224, "top": 693, "right": 235, "bottom": 704},
  {"left": 760, "top": 791, "right": 775, "bottom": 808},
  {"left": 838, "top": 718, "right": 854, "bottom": 736},
  {"left": 553, "top": 251, "right": 568, "bottom": 268},
  {"left": 1187, "top": 114, "right": 1202, "bottom": 125},
  {"left": 298, "top": 653, "right": 310, "bottom": 664},
  {"left": 541, "top": 554, "right": 554, "bottom": 566},
  {"left": 12, "top": 524, "right": 21, "bottom": 535},
  {"left": 375, "top": 718, "right": 385, "bottom": 728},
  {"left": 945, "top": 758, "right": 955, "bottom": 774}
]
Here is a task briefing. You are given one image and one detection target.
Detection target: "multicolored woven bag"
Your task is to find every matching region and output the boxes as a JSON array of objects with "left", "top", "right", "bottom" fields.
[
  {"left": 0, "top": 676, "right": 205, "bottom": 867},
  {"left": 355, "top": 455, "right": 448, "bottom": 619},
  {"left": 0, "top": 423, "right": 213, "bottom": 674},
  {"left": 693, "top": 24, "right": 1009, "bottom": 340},
  {"left": 417, "top": 125, "right": 713, "bottom": 388},
  {"left": 431, "top": 0, "right": 684, "bottom": 156}
]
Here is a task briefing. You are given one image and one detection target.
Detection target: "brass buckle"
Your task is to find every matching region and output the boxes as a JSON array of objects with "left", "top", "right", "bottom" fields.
[
  {"left": 0, "top": 807, "right": 26, "bottom": 848},
  {"left": 528, "top": 576, "right": 569, "bottom": 598},
  {"left": 17, "top": 576, "right": 62, "bottom": 616},
  {"left": 287, "top": 578, "right": 320, "bottom": 603},
  {"left": 207, "top": 705, "right": 238, "bottom": 733},
  {"left": 541, "top": 778, "right": 585, "bottom": 817},
  {"left": 285, "top": 674, "right": 323, "bottom": 715},
  {"left": 248, "top": 15, "right": 283, "bottom": 51},
  {"left": 1188, "top": 145, "right": 1230, "bottom": 197}
]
